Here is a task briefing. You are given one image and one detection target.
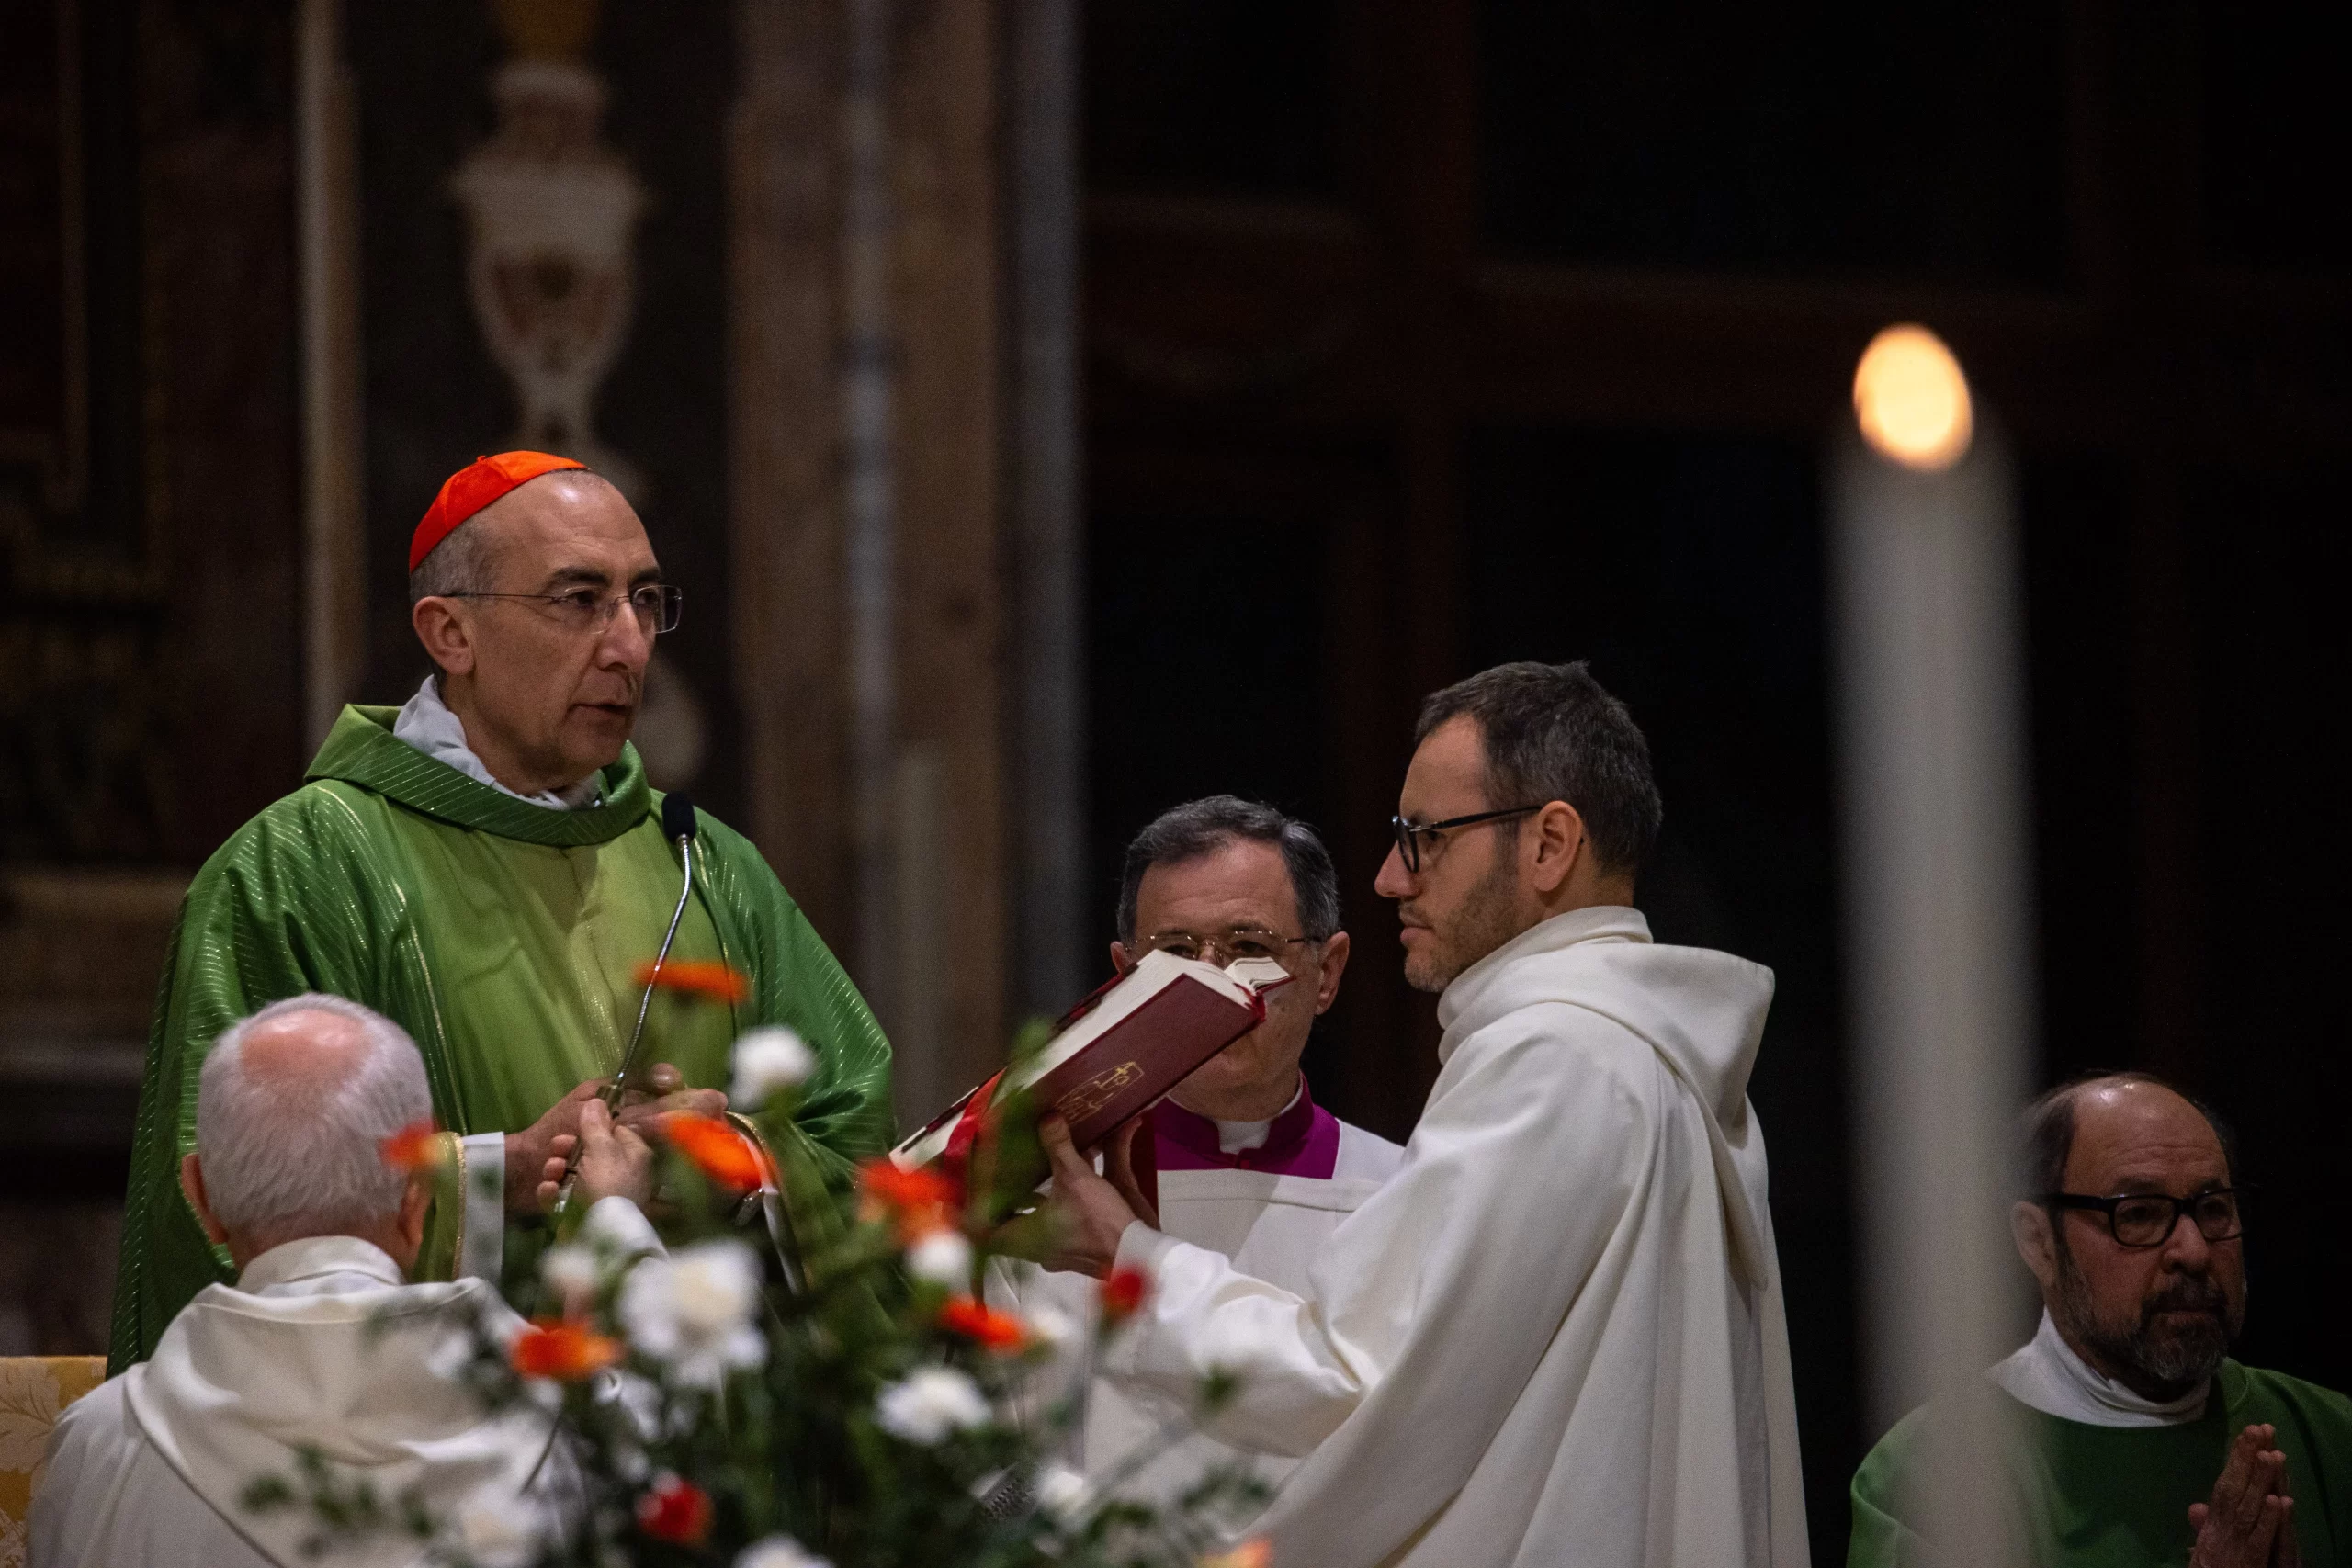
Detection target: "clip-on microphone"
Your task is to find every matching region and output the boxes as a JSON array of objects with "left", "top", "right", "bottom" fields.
[{"left": 550, "top": 793, "right": 698, "bottom": 1225}]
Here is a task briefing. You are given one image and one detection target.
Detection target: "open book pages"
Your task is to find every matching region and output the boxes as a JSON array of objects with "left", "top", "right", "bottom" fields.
[{"left": 890, "top": 950, "right": 1295, "bottom": 1171}]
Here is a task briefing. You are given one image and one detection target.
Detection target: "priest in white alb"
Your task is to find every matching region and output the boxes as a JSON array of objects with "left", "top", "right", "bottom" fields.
[
  {"left": 1035, "top": 660, "right": 1809, "bottom": 1568},
  {"left": 31, "top": 993, "right": 659, "bottom": 1568}
]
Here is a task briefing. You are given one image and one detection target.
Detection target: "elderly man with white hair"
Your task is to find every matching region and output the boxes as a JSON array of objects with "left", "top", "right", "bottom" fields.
[{"left": 30, "top": 993, "right": 656, "bottom": 1568}]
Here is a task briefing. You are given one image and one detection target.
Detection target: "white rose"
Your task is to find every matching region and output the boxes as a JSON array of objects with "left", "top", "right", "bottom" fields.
[
  {"left": 737, "top": 1536, "right": 832, "bottom": 1568},
  {"left": 618, "top": 1239, "right": 767, "bottom": 1389},
  {"left": 875, "top": 1365, "right": 990, "bottom": 1444},
  {"left": 1023, "top": 1304, "right": 1080, "bottom": 1352},
  {"left": 1034, "top": 1461, "right": 1091, "bottom": 1528},
  {"left": 730, "top": 1026, "right": 816, "bottom": 1107},
  {"left": 540, "top": 1243, "right": 600, "bottom": 1307},
  {"left": 904, "top": 1227, "right": 973, "bottom": 1288},
  {"left": 457, "top": 1495, "right": 545, "bottom": 1568}
]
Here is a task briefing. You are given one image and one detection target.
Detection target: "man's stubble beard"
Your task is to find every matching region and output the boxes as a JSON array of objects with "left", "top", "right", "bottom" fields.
[
  {"left": 2050, "top": 1229, "right": 2242, "bottom": 1396},
  {"left": 1402, "top": 840, "right": 1527, "bottom": 995}
]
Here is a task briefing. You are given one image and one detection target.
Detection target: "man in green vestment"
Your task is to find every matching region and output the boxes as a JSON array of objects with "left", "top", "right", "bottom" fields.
[
  {"left": 1849, "top": 1073, "right": 2352, "bottom": 1567},
  {"left": 108, "top": 451, "right": 894, "bottom": 1371}
]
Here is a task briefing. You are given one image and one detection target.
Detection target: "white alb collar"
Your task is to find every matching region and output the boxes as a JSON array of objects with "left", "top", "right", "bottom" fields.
[
  {"left": 1433, "top": 904, "right": 1653, "bottom": 1042},
  {"left": 391, "top": 674, "right": 602, "bottom": 810},
  {"left": 1987, "top": 1310, "right": 2210, "bottom": 1427},
  {"left": 235, "top": 1234, "right": 409, "bottom": 1295}
]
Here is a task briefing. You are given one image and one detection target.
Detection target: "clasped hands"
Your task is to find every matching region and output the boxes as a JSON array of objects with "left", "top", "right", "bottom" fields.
[
  {"left": 505, "top": 1063, "right": 725, "bottom": 1215},
  {"left": 2190, "top": 1423, "right": 2302, "bottom": 1568}
]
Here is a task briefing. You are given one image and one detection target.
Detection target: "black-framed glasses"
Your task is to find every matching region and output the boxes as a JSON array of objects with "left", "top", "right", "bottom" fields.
[
  {"left": 1389, "top": 806, "right": 1544, "bottom": 873},
  {"left": 2042, "top": 1188, "right": 2248, "bottom": 1249},
  {"left": 1134, "top": 927, "right": 1313, "bottom": 966},
  {"left": 443, "top": 583, "right": 684, "bottom": 636}
]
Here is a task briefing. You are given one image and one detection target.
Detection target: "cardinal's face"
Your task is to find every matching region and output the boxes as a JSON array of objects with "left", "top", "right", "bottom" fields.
[{"left": 434, "top": 474, "right": 658, "bottom": 793}]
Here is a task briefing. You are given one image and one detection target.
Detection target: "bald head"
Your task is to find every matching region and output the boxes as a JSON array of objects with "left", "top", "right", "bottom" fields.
[
  {"left": 234, "top": 1004, "right": 369, "bottom": 1100},
  {"left": 193, "top": 994, "right": 433, "bottom": 1256},
  {"left": 2023, "top": 1072, "right": 2234, "bottom": 1200}
]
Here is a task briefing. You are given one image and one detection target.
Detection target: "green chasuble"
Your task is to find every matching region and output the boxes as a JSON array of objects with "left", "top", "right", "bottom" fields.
[
  {"left": 108, "top": 705, "right": 894, "bottom": 1371},
  {"left": 1850, "top": 1362, "right": 2352, "bottom": 1567}
]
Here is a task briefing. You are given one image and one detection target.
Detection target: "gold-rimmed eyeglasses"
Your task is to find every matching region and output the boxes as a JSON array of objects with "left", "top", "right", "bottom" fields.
[
  {"left": 1133, "top": 927, "right": 1314, "bottom": 966},
  {"left": 443, "top": 583, "right": 684, "bottom": 636}
]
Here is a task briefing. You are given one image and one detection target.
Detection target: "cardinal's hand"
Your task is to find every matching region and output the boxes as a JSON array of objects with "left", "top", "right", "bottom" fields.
[
  {"left": 537, "top": 1097, "right": 654, "bottom": 1212},
  {"left": 506, "top": 1064, "right": 726, "bottom": 1214}
]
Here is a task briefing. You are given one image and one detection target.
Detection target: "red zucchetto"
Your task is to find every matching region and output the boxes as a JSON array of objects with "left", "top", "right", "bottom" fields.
[{"left": 409, "top": 450, "right": 587, "bottom": 570}]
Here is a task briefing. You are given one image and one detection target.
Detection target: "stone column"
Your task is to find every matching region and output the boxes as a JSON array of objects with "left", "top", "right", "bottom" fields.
[{"left": 730, "top": 0, "right": 1040, "bottom": 1125}]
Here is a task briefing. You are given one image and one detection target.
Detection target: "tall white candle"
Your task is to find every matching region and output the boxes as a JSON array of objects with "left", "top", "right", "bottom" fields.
[{"left": 1833, "top": 324, "right": 2034, "bottom": 1562}]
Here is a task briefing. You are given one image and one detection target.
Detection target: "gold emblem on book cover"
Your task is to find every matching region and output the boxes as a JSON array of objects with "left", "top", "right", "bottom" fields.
[{"left": 1056, "top": 1061, "right": 1144, "bottom": 1123}]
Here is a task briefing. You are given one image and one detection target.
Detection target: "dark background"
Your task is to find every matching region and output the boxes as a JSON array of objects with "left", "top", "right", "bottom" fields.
[
  {"left": 1080, "top": 4, "right": 2352, "bottom": 1557},
  {"left": 345, "top": 0, "right": 746, "bottom": 824},
  {"left": 6, "top": 1, "right": 2349, "bottom": 1557}
]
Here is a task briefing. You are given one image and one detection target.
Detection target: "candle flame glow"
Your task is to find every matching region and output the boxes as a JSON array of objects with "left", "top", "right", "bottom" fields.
[{"left": 1853, "top": 324, "right": 1973, "bottom": 472}]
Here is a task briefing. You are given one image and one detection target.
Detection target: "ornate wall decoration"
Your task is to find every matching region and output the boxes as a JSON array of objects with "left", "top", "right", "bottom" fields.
[
  {"left": 449, "top": 0, "right": 645, "bottom": 495},
  {"left": 443, "top": 0, "right": 713, "bottom": 789}
]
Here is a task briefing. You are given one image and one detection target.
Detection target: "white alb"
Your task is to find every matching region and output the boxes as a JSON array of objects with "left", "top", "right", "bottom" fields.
[
  {"left": 1101, "top": 906, "right": 1808, "bottom": 1568},
  {"left": 28, "top": 1235, "right": 570, "bottom": 1568},
  {"left": 997, "top": 1098, "right": 1404, "bottom": 1514}
]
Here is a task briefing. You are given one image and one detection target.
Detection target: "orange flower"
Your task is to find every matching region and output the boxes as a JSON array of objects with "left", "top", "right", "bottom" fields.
[
  {"left": 1199, "top": 1542, "right": 1272, "bottom": 1568},
  {"left": 662, "top": 1111, "right": 767, "bottom": 1194},
  {"left": 857, "top": 1158, "right": 959, "bottom": 1241},
  {"left": 634, "top": 958, "right": 751, "bottom": 1007},
  {"left": 634, "top": 1472, "right": 713, "bottom": 1545},
  {"left": 379, "top": 1120, "right": 446, "bottom": 1174},
  {"left": 938, "top": 1295, "right": 1028, "bottom": 1352},
  {"left": 510, "top": 1319, "right": 624, "bottom": 1382},
  {"left": 1099, "top": 1266, "right": 1149, "bottom": 1325}
]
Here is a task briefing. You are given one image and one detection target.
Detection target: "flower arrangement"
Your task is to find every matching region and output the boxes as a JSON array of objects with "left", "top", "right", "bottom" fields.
[{"left": 250, "top": 972, "right": 1269, "bottom": 1567}]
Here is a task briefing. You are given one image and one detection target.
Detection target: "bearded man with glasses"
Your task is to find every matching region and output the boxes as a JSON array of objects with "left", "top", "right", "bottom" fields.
[
  {"left": 1035, "top": 660, "right": 1807, "bottom": 1568},
  {"left": 1851, "top": 1073, "right": 2352, "bottom": 1568},
  {"left": 109, "top": 453, "right": 892, "bottom": 1371}
]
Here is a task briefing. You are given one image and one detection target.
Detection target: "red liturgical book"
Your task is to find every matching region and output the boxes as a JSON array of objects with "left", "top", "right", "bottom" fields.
[{"left": 890, "top": 951, "right": 1295, "bottom": 1171}]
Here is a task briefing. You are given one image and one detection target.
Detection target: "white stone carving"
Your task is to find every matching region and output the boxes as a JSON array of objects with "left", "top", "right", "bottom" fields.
[{"left": 451, "top": 57, "right": 645, "bottom": 496}]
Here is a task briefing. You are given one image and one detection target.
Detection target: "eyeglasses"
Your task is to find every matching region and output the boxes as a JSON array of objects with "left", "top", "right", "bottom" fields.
[
  {"left": 2042, "top": 1189, "right": 2248, "bottom": 1249},
  {"left": 1389, "top": 806, "right": 1544, "bottom": 873},
  {"left": 1133, "top": 927, "right": 1313, "bottom": 966},
  {"left": 443, "top": 584, "right": 684, "bottom": 636}
]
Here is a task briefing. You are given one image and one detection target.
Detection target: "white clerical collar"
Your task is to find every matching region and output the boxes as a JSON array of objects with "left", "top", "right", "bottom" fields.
[
  {"left": 391, "top": 674, "right": 603, "bottom": 810},
  {"left": 1209, "top": 1081, "right": 1305, "bottom": 1156},
  {"left": 235, "top": 1234, "right": 409, "bottom": 1295},
  {"left": 1987, "top": 1310, "right": 2210, "bottom": 1427}
]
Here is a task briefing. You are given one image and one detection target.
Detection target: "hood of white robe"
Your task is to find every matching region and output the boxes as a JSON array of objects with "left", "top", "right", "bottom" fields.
[
  {"left": 1437, "top": 905, "right": 1781, "bottom": 1283},
  {"left": 124, "top": 1235, "right": 553, "bottom": 1567}
]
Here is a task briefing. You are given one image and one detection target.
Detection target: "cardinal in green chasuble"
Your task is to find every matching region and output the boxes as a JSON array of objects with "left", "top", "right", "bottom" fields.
[{"left": 108, "top": 453, "right": 893, "bottom": 1371}]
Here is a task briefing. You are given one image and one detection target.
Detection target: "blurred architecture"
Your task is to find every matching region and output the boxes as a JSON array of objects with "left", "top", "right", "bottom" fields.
[{"left": 2, "top": 4, "right": 2346, "bottom": 1561}]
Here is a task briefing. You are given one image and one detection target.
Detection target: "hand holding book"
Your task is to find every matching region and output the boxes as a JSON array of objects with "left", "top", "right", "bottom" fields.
[{"left": 891, "top": 951, "right": 1295, "bottom": 1186}]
